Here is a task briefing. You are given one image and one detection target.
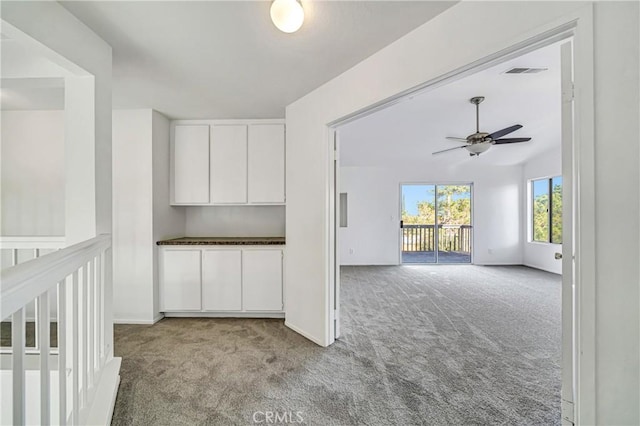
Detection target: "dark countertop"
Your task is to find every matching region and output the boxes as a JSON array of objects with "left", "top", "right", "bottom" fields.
[{"left": 156, "top": 237, "right": 285, "bottom": 246}]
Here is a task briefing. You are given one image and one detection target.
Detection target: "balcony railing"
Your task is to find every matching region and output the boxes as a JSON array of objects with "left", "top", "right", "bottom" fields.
[{"left": 402, "top": 224, "right": 472, "bottom": 253}]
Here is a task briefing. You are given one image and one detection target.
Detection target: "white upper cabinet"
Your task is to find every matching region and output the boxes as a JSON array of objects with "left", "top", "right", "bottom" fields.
[
  {"left": 171, "top": 120, "right": 285, "bottom": 205},
  {"left": 211, "top": 125, "right": 248, "bottom": 204},
  {"left": 248, "top": 124, "right": 285, "bottom": 204},
  {"left": 173, "top": 125, "right": 210, "bottom": 204}
]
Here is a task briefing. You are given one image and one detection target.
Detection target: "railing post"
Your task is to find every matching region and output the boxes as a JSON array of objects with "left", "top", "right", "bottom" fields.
[
  {"left": 81, "top": 263, "right": 88, "bottom": 409},
  {"left": 38, "top": 290, "right": 51, "bottom": 425},
  {"left": 103, "top": 246, "right": 113, "bottom": 362},
  {"left": 12, "top": 308, "right": 26, "bottom": 426},
  {"left": 72, "top": 270, "right": 79, "bottom": 425},
  {"left": 99, "top": 250, "right": 105, "bottom": 367},
  {"left": 58, "top": 279, "right": 68, "bottom": 426},
  {"left": 88, "top": 257, "right": 95, "bottom": 388}
]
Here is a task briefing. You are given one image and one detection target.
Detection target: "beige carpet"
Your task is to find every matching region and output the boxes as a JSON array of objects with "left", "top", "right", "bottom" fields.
[{"left": 111, "top": 265, "right": 561, "bottom": 425}]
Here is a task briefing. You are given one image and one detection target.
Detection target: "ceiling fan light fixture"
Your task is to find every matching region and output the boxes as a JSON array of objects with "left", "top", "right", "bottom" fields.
[
  {"left": 465, "top": 142, "right": 492, "bottom": 155},
  {"left": 270, "top": 0, "right": 304, "bottom": 33}
]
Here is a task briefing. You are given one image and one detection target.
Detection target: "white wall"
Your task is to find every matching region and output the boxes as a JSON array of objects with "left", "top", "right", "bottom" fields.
[
  {"left": 152, "top": 110, "right": 186, "bottom": 318},
  {"left": 522, "top": 149, "right": 562, "bottom": 274},
  {"left": 0, "top": 110, "right": 65, "bottom": 236},
  {"left": 340, "top": 163, "right": 523, "bottom": 266},
  {"left": 185, "top": 206, "right": 285, "bottom": 237},
  {"left": 113, "top": 109, "right": 185, "bottom": 323},
  {"left": 592, "top": 3, "right": 639, "bottom": 423},
  {"left": 286, "top": 1, "right": 638, "bottom": 423},
  {"left": 339, "top": 167, "right": 399, "bottom": 265},
  {"left": 112, "top": 109, "right": 154, "bottom": 323}
]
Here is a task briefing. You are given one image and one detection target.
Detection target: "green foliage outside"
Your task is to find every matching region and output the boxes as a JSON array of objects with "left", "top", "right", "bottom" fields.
[
  {"left": 402, "top": 185, "right": 471, "bottom": 225},
  {"left": 532, "top": 182, "right": 562, "bottom": 243}
]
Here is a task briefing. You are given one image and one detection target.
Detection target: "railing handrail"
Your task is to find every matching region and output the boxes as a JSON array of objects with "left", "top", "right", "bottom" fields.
[
  {"left": 1, "top": 234, "right": 110, "bottom": 320},
  {"left": 0, "top": 236, "right": 66, "bottom": 249}
]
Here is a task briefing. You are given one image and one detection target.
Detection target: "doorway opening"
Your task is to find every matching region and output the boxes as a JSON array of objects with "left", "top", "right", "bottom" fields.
[
  {"left": 330, "top": 30, "right": 578, "bottom": 424},
  {"left": 400, "top": 183, "right": 472, "bottom": 264}
]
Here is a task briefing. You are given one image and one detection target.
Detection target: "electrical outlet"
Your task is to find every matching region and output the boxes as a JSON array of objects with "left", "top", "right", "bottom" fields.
[
  {"left": 349, "top": 248, "right": 354, "bottom": 254},
  {"left": 488, "top": 248, "right": 494, "bottom": 255}
]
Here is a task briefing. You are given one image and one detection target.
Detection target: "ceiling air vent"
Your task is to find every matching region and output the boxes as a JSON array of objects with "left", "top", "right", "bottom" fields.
[{"left": 504, "top": 67, "right": 548, "bottom": 74}]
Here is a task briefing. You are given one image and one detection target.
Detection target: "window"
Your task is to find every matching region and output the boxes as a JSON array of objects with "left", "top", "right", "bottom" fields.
[{"left": 532, "top": 176, "right": 562, "bottom": 243}]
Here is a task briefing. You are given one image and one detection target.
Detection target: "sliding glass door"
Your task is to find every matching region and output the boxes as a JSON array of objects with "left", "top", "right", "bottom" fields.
[
  {"left": 401, "top": 184, "right": 472, "bottom": 264},
  {"left": 436, "top": 185, "right": 472, "bottom": 263}
]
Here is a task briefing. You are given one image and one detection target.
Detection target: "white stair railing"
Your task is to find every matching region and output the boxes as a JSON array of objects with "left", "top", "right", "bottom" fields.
[{"left": 1, "top": 234, "right": 114, "bottom": 425}]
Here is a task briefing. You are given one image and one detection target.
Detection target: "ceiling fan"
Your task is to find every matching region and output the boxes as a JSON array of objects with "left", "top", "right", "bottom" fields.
[{"left": 433, "top": 96, "right": 532, "bottom": 157}]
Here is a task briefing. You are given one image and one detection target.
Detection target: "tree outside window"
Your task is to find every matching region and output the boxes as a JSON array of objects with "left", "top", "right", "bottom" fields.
[{"left": 532, "top": 176, "right": 562, "bottom": 244}]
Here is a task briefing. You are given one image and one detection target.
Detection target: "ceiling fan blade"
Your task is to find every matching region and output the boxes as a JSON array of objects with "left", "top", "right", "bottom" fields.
[
  {"left": 493, "top": 137, "right": 532, "bottom": 144},
  {"left": 487, "top": 124, "right": 523, "bottom": 140},
  {"left": 432, "top": 145, "right": 467, "bottom": 155},
  {"left": 446, "top": 136, "right": 468, "bottom": 142}
]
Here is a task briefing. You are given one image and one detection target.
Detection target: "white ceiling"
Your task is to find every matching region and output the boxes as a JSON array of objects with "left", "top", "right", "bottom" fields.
[
  {"left": 59, "top": 1, "right": 455, "bottom": 119},
  {"left": 339, "top": 42, "right": 562, "bottom": 168}
]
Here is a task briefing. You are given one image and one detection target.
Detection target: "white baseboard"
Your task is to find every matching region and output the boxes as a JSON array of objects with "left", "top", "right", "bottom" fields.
[
  {"left": 164, "top": 312, "right": 285, "bottom": 319},
  {"left": 113, "top": 318, "right": 157, "bottom": 325},
  {"left": 113, "top": 312, "right": 164, "bottom": 325},
  {"left": 524, "top": 262, "right": 562, "bottom": 275},
  {"left": 473, "top": 261, "right": 522, "bottom": 266},
  {"left": 284, "top": 321, "right": 327, "bottom": 347}
]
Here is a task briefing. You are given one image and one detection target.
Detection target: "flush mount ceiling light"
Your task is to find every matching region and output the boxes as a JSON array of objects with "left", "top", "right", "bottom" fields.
[{"left": 270, "top": 0, "right": 304, "bottom": 33}]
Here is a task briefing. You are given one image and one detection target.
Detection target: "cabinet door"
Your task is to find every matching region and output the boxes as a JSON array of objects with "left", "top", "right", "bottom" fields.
[
  {"left": 161, "top": 250, "right": 201, "bottom": 311},
  {"left": 211, "top": 125, "right": 248, "bottom": 204},
  {"left": 202, "top": 250, "right": 242, "bottom": 311},
  {"left": 248, "top": 124, "right": 285, "bottom": 203},
  {"left": 174, "top": 125, "right": 210, "bottom": 204},
  {"left": 242, "top": 249, "right": 283, "bottom": 311}
]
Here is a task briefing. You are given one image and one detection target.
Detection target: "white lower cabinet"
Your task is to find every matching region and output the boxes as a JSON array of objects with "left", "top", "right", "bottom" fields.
[
  {"left": 242, "top": 250, "right": 283, "bottom": 311},
  {"left": 160, "top": 246, "right": 284, "bottom": 315},
  {"left": 161, "top": 250, "right": 202, "bottom": 311},
  {"left": 202, "top": 249, "right": 242, "bottom": 311}
]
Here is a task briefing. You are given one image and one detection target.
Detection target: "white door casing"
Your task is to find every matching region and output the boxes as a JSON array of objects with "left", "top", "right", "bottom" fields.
[{"left": 560, "top": 40, "right": 576, "bottom": 426}]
